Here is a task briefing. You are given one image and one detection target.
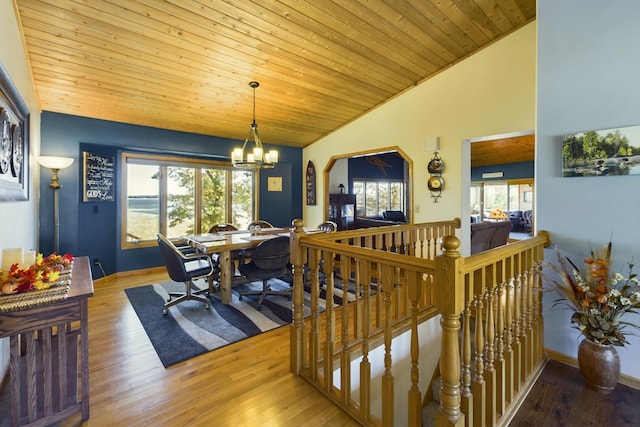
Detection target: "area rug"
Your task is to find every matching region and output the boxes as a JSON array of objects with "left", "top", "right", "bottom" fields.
[{"left": 125, "top": 278, "right": 318, "bottom": 368}]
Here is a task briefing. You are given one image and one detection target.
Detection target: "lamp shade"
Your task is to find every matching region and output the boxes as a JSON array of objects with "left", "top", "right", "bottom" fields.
[{"left": 38, "top": 156, "right": 75, "bottom": 170}]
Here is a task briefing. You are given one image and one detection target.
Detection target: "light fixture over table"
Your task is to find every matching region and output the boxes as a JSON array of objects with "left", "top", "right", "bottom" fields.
[{"left": 231, "top": 81, "right": 278, "bottom": 169}]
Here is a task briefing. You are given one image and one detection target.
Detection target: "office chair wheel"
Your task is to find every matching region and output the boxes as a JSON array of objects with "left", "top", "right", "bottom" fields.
[
  {"left": 166, "top": 296, "right": 172, "bottom": 302},
  {"left": 205, "top": 303, "right": 210, "bottom": 309},
  {"left": 162, "top": 308, "right": 168, "bottom": 315}
]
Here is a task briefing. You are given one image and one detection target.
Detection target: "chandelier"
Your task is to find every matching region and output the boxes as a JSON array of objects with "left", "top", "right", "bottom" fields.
[{"left": 231, "top": 81, "right": 278, "bottom": 169}]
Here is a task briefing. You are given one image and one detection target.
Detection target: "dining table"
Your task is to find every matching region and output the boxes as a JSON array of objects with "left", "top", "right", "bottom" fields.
[
  {"left": 186, "top": 227, "right": 288, "bottom": 304},
  {"left": 186, "top": 226, "right": 325, "bottom": 304}
]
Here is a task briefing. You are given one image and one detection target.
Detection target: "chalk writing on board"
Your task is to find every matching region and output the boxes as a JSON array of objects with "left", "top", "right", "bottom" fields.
[{"left": 83, "top": 152, "right": 115, "bottom": 202}]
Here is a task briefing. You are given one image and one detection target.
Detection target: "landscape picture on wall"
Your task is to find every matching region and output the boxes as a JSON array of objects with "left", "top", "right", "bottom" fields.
[{"left": 562, "top": 124, "right": 640, "bottom": 177}]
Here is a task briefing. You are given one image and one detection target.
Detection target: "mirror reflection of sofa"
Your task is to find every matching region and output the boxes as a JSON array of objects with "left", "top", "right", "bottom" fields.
[
  {"left": 470, "top": 221, "right": 513, "bottom": 254},
  {"left": 354, "top": 210, "right": 407, "bottom": 228}
]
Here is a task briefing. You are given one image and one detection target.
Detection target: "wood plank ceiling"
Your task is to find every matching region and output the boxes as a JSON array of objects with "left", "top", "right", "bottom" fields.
[
  {"left": 14, "top": 0, "right": 536, "bottom": 149},
  {"left": 471, "top": 133, "right": 535, "bottom": 168}
]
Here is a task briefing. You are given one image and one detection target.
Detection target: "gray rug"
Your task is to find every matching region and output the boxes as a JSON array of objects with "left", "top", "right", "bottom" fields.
[{"left": 125, "top": 278, "right": 318, "bottom": 368}]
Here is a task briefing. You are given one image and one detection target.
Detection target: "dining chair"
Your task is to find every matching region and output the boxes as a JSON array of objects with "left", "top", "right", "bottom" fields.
[
  {"left": 207, "top": 223, "right": 244, "bottom": 279},
  {"left": 208, "top": 223, "right": 238, "bottom": 233},
  {"left": 157, "top": 233, "right": 216, "bottom": 315},
  {"left": 305, "top": 221, "right": 338, "bottom": 285},
  {"left": 316, "top": 220, "right": 338, "bottom": 232},
  {"left": 237, "top": 236, "right": 291, "bottom": 310},
  {"left": 247, "top": 219, "right": 274, "bottom": 229}
]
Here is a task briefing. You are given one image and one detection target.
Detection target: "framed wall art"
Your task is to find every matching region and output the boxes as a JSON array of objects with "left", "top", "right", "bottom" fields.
[
  {"left": 0, "top": 62, "right": 29, "bottom": 201},
  {"left": 306, "top": 160, "right": 316, "bottom": 205},
  {"left": 562, "top": 124, "right": 640, "bottom": 177}
]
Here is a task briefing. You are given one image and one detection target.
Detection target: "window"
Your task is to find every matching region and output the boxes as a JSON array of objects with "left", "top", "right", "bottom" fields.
[
  {"left": 470, "top": 179, "right": 533, "bottom": 221},
  {"left": 353, "top": 179, "right": 405, "bottom": 217},
  {"left": 122, "top": 153, "right": 255, "bottom": 248}
]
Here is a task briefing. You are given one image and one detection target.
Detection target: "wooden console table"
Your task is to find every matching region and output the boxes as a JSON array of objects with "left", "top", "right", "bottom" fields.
[{"left": 0, "top": 256, "right": 94, "bottom": 426}]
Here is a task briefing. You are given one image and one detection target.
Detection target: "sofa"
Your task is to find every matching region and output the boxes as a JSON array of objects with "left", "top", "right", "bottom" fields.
[
  {"left": 354, "top": 210, "right": 407, "bottom": 228},
  {"left": 470, "top": 220, "right": 513, "bottom": 254}
]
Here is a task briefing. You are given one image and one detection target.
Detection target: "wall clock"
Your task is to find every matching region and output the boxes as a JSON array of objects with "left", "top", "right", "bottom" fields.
[
  {"left": 428, "top": 175, "right": 444, "bottom": 191},
  {"left": 427, "top": 151, "right": 444, "bottom": 202}
]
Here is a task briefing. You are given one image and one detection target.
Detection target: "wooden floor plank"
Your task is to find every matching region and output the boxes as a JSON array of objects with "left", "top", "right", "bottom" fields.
[
  {"left": 0, "top": 271, "right": 358, "bottom": 427},
  {"left": 508, "top": 359, "right": 640, "bottom": 426},
  {"left": 2, "top": 271, "right": 639, "bottom": 426}
]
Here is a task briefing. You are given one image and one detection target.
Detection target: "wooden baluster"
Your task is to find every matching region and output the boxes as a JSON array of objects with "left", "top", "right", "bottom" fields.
[
  {"left": 435, "top": 236, "right": 465, "bottom": 427},
  {"left": 359, "top": 261, "right": 372, "bottom": 421},
  {"left": 324, "top": 248, "right": 337, "bottom": 393},
  {"left": 308, "top": 248, "right": 320, "bottom": 377},
  {"left": 381, "top": 264, "right": 395, "bottom": 427},
  {"left": 484, "top": 284, "right": 496, "bottom": 427},
  {"left": 353, "top": 258, "right": 362, "bottom": 340},
  {"left": 512, "top": 258, "right": 522, "bottom": 391},
  {"left": 408, "top": 270, "right": 423, "bottom": 426},
  {"left": 494, "top": 281, "right": 506, "bottom": 416},
  {"left": 533, "top": 244, "right": 545, "bottom": 361},
  {"left": 289, "top": 220, "right": 306, "bottom": 375},
  {"left": 472, "top": 290, "right": 486, "bottom": 427},
  {"left": 518, "top": 267, "right": 528, "bottom": 384},
  {"left": 340, "top": 255, "right": 352, "bottom": 405},
  {"left": 461, "top": 274, "right": 474, "bottom": 426},
  {"left": 523, "top": 255, "right": 534, "bottom": 378},
  {"left": 503, "top": 277, "right": 515, "bottom": 403}
]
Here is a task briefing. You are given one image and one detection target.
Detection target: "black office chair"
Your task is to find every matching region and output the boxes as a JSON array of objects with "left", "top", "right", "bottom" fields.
[
  {"left": 237, "top": 236, "right": 291, "bottom": 309},
  {"left": 157, "top": 233, "right": 216, "bottom": 315}
]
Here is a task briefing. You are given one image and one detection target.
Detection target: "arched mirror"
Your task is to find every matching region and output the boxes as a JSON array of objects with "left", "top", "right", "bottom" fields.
[{"left": 324, "top": 147, "right": 412, "bottom": 230}]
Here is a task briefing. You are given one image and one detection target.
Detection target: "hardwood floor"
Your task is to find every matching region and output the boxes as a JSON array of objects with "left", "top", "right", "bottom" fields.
[
  {"left": 2, "top": 270, "right": 639, "bottom": 426},
  {"left": 0, "top": 270, "right": 358, "bottom": 427},
  {"left": 509, "top": 359, "right": 640, "bottom": 426}
]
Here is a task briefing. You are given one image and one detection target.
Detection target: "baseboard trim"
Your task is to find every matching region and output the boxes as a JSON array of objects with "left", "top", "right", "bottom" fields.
[
  {"left": 93, "top": 266, "right": 167, "bottom": 286},
  {"left": 545, "top": 347, "right": 640, "bottom": 390}
]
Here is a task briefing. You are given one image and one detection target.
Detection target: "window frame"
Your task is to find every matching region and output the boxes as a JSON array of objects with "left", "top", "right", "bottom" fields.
[
  {"left": 121, "top": 152, "right": 256, "bottom": 249},
  {"left": 470, "top": 178, "right": 533, "bottom": 222},
  {"left": 353, "top": 178, "right": 405, "bottom": 218}
]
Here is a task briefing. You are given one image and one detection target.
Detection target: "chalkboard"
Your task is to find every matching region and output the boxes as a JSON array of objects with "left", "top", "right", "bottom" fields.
[{"left": 83, "top": 152, "right": 115, "bottom": 202}]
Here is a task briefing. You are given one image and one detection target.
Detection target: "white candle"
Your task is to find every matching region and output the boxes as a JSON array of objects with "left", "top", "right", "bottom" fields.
[
  {"left": 253, "top": 147, "right": 263, "bottom": 161},
  {"left": 2, "top": 248, "right": 24, "bottom": 271},
  {"left": 247, "top": 153, "right": 255, "bottom": 163},
  {"left": 24, "top": 250, "right": 36, "bottom": 267},
  {"left": 232, "top": 148, "right": 243, "bottom": 162},
  {"left": 268, "top": 150, "right": 278, "bottom": 163}
]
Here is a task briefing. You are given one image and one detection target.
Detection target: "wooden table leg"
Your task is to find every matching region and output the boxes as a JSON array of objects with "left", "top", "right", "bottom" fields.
[{"left": 219, "top": 250, "right": 232, "bottom": 304}]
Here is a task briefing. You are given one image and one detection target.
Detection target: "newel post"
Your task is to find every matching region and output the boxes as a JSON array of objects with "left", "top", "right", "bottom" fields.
[
  {"left": 435, "top": 235, "right": 465, "bottom": 427},
  {"left": 290, "top": 219, "right": 307, "bottom": 374}
]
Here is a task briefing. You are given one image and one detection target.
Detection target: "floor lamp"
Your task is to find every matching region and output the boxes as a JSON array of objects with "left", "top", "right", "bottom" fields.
[{"left": 38, "top": 156, "right": 75, "bottom": 254}]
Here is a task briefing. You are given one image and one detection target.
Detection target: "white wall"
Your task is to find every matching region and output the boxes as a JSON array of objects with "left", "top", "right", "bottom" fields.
[
  {"left": 336, "top": 315, "right": 442, "bottom": 426},
  {"left": 537, "top": 0, "right": 640, "bottom": 380},
  {"left": 0, "top": 2, "right": 41, "bottom": 379},
  {"left": 303, "top": 22, "right": 536, "bottom": 239}
]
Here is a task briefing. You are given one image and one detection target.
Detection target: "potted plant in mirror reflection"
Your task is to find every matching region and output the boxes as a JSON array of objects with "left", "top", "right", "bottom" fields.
[{"left": 536, "top": 241, "right": 640, "bottom": 393}]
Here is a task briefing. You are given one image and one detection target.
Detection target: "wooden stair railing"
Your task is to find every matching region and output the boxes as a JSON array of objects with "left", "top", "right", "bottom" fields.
[
  {"left": 289, "top": 219, "right": 551, "bottom": 427},
  {"left": 435, "top": 231, "right": 551, "bottom": 427}
]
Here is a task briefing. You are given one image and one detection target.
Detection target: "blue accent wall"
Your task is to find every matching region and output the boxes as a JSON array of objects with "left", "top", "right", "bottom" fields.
[
  {"left": 39, "top": 112, "right": 302, "bottom": 278},
  {"left": 347, "top": 152, "right": 405, "bottom": 192},
  {"left": 471, "top": 161, "right": 534, "bottom": 181}
]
